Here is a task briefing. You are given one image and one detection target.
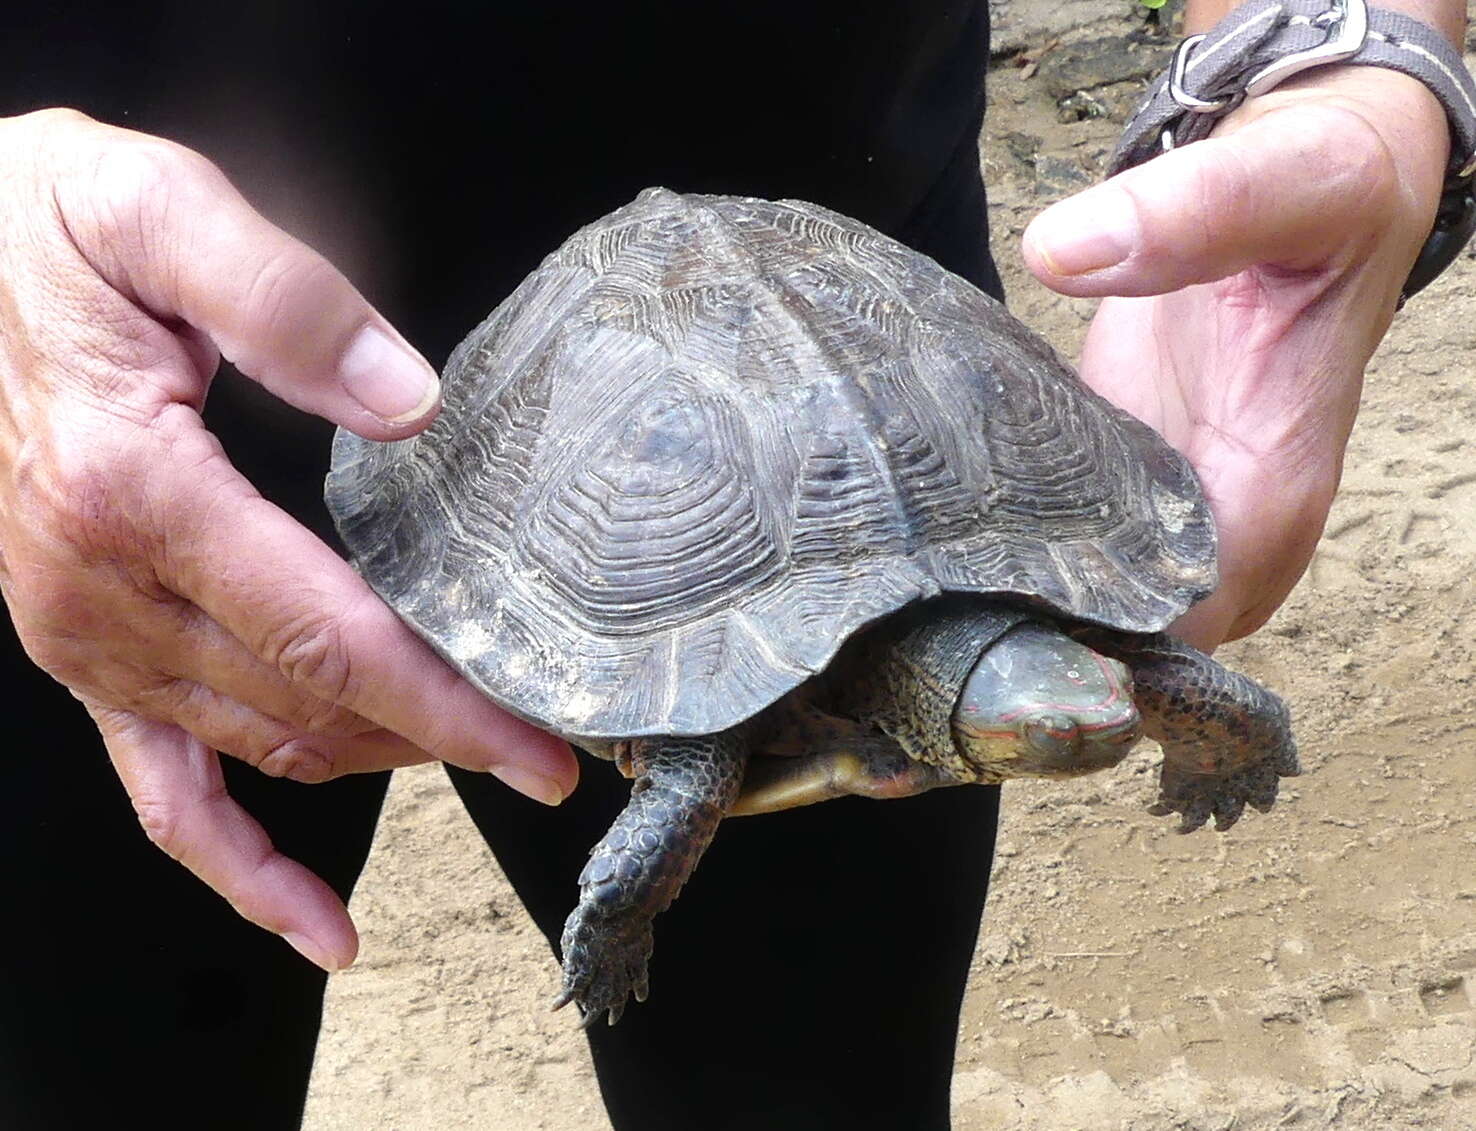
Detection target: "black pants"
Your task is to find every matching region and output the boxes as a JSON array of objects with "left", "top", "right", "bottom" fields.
[
  {"left": 2, "top": 48, "right": 1004, "bottom": 1118},
  {"left": 1, "top": 618, "right": 999, "bottom": 1131}
]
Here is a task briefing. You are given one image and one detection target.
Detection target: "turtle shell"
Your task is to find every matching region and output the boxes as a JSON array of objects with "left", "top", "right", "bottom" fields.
[{"left": 325, "top": 187, "right": 1215, "bottom": 740}]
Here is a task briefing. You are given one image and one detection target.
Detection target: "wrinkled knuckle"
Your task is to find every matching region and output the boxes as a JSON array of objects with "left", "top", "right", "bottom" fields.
[
  {"left": 132, "top": 795, "right": 184, "bottom": 860},
  {"left": 1252, "top": 103, "right": 1402, "bottom": 229},
  {"left": 1297, "top": 104, "right": 1398, "bottom": 205},
  {"left": 239, "top": 250, "right": 340, "bottom": 339},
  {"left": 89, "top": 138, "right": 218, "bottom": 212},
  {"left": 294, "top": 697, "right": 366, "bottom": 738},
  {"left": 31, "top": 106, "right": 93, "bottom": 125},
  {"left": 2, "top": 107, "right": 94, "bottom": 160},
  {"left": 264, "top": 614, "right": 356, "bottom": 704},
  {"left": 253, "top": 737, "right": 333, "bottom": 783},
  {"left": 13, "top": 106, "right": 95, "bottom": 140},
  {"left": 411, "top": 713, "right": 466, "bottom": 767},
  {"left": 72, "top": 139, "right": 222, "bottom": 264}
]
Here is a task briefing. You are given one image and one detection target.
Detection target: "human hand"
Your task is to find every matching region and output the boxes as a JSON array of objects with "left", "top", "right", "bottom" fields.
[
  {"left": 0, "top": 109, "right": 578, "bottom": 969},
  {"left": 1022, "top": 66, "right": 1449, "bottom": 649}
]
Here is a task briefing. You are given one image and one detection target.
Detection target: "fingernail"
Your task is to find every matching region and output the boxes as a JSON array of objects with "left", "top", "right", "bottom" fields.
[
  {"left": 338, "top": 325, "right": 440, "bottom": 424},
  {"left": 493, "top": 764, "right": 568, "bottom": 807},
  {"left": 1028, "top": 187, "right": 1140, "bottom": 276},
  {"left": 283, "top": 931, "right": 342, "bottom": 972}
]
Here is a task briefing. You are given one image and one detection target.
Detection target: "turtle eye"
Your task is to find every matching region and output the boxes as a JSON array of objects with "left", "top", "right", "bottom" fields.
[{"left": 1023, "top": 714, "right": 1078, "bottom": 763}]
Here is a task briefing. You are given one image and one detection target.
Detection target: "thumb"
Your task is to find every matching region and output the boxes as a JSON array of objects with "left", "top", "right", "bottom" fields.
[
  {"left": 53, "top": 117, "right": 439, "bottom": 440},
  {"left": 1022, "top": 103, "right": 1406, "bottom": 299}
]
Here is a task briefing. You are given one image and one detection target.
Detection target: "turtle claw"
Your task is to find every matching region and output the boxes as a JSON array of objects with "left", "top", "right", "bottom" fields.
[
  {"left": 551, "top": 988, "right": 619, "bottom": 1029},
  {"left": 1153, "top": 756, "right": 1293, "bottom": 833},
  {"left": 556, "top": 905, "right": 654, "bottom": 1029},
  {"left": 1275, "top": 743, "right": 1303, "bottom": 778},
  {"left": 577, "top": 1003, "right": 618, "bottom": 1030},
  {"left": 1148, "top": 790, "right": 1212, "bottom": 833}
]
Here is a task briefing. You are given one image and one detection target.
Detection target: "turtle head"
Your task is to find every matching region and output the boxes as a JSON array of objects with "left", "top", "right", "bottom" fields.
[{"left": 951, "top": 621, "right": 1141, "bottom": 780}]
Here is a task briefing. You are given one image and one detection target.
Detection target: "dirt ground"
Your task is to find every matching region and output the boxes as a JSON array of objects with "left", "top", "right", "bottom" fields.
[{"left": 303, "top": 6, "right": 1476, "bottom": 1128}]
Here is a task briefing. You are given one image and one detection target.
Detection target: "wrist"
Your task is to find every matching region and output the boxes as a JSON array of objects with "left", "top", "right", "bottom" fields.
[{"left": 1114, "top": 0, "right": 1475, "bottom": 300}]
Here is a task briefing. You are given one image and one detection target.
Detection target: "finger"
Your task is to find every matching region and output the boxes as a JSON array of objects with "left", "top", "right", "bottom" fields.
[
  {"left": 155, "top": 597, "right": 383, "bottom": 740},
  {"left": 1169, "top": 447, "right": 1336, "bottom": 651},
  {"left": 93, "top": 705, "right": 358, "bottom": 971},
  {"left": 7, "top": 517, "right": 385, "bottom": 744},
  {"left": 151, "top": 428, "right": 578, "bottom": 804},
  {"left": 51, "top": 118, "right": 439, "bottom": 438},
  {"left": 1022, "top": 102, "right": 1415, "bottom": 298},
  {"left": 129, "top": 676, "right": 434, "bottom": 781}
]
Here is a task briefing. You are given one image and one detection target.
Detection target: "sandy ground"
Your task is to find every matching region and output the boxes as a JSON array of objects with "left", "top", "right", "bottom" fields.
[{"left": 304, "top": 6, "right": 1476, "bottom": 1128}]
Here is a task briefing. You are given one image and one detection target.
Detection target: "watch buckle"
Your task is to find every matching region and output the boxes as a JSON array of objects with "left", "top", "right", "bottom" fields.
[{"left": 1244, "top": 0, "right": 1370, "bottom": 97}]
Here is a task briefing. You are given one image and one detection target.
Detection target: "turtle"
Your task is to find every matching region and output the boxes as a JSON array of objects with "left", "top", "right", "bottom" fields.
[{"left": 324, "top": 187, "right": 1299, "bottom": 1026}]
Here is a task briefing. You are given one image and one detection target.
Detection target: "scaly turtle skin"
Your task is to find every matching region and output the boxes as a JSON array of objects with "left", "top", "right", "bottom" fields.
[{"left": 325, "top": 188, "right": 1298, "bottom": 1026}]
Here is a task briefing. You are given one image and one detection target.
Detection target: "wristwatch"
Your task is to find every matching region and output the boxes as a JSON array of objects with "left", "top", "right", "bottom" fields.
[{"left": 1111, "top": 0, "right": 1476, "bottom": 302}]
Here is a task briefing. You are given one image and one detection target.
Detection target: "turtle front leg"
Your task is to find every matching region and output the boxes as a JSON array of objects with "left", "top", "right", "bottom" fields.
[
  {"left": 1072, "top": 629, "right": 1300, "bottom": 833},
  {"left": 554, "top": 728, "right": 747, "bottom": 1026}
]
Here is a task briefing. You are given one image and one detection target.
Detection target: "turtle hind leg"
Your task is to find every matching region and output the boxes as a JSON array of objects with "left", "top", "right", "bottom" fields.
[
  {"left": 1072, "top": 629, "right": 1299, "bottom": 833},
  {"left": 554, "top": 728, "right": 746, "bottom": 1026}
]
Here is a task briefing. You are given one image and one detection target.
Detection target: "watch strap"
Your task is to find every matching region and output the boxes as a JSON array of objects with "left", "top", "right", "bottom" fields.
[{"left": 1108, "top": 0, "right": 1476, "bottom": 301}]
